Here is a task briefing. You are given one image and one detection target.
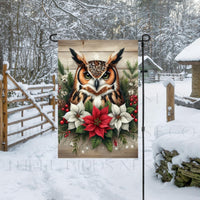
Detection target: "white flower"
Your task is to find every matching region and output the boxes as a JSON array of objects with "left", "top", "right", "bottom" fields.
[
  {"left": 63, "top": 101, "right": 90, "bottom": 130},
  {"left": 108, "top": 103, "right": 133, "bottom": 135},
  {"left": 61, "top": 74, "right": 68, "bottom": 83}
]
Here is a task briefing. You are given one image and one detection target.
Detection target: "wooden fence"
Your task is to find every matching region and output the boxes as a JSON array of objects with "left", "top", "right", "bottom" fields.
[{"left": 0, "top": 64, "right": 57, "bottom": 151}]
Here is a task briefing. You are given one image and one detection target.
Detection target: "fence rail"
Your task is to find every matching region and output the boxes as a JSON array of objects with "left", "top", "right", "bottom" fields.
[{"left": 0, "top": 63, "right": 57, "bottom": 151}]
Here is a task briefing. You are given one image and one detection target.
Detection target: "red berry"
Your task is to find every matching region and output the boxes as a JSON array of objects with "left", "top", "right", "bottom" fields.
[
  {"left": 130, "top": 102, "right": 133, "bottom": 106},
  {"left": 134, "top": 110, "right": 138, "bottom": 114},
  {"left": 66, "top": 109, "right": 69, "bottom": 112},
  {"left": 134, "top": 118, "right": 138, "bottom": 122},
  {"left": 136, "top": 105, "right": 138, "bottom": 109},
  {"left": 59, "top": 87, "right": 61, "bottom": 90},
  {"left": 131, "top": 114, "right": 134, "bottom": 117},
  {"left": 60, "top": 120, "right": 64, "bottom": 125},
  {"left": 61, "top": 108, "right": 65, "bottom": 111},
  {"left": 64, "top": 133, "right": 69, "bottom": 138},
  {"left": 65, "top": 104, "right": 69, "bottom": 108},
  {"left": 65, "top": 120, "right": 68, "bottom": 124},
  {"left": 130, "top": 98, "right": 133, "bottom": 102},
  {"left": 68, "top": 130, "right": 71, "bottom": 133},
  {"left": 133, "top": 101, "right": 137, "bottom": 104}
]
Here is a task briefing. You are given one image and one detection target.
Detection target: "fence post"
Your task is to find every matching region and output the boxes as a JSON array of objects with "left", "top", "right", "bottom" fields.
[
  {"left": 21, "top": 101, "right": 24, "bottom": 136},
  {"left": 2, "top": 64, "right": 8, "bottom": 151},
  {"left": 52, "top": 74, "right": 56, "bottom": 131},
  {"left": 0, "top": 78, "right": 3, "bottom": 150},
  {"left": 41, "top": 88, "right": 43, "bottom": 130},
  {"left": 166, "top": 82, "right": 175, "bottom": 122}
]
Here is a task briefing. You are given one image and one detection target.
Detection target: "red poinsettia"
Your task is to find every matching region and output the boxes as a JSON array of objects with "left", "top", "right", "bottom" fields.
[{"left": 82, "top": 106, "right": 112, "bottom": 139}]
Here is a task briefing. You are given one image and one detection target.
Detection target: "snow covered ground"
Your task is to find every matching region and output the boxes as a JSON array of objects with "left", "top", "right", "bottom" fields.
[{"left": 0, "top": 78, "right": 200, "bottom": 200}]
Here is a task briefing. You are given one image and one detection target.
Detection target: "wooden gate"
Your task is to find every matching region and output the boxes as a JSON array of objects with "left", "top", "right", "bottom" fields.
[{"left": 0, "top": 64, "right": 57, "bottom": 151}]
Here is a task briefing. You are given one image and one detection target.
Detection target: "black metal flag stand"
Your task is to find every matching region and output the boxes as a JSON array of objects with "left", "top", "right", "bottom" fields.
[
  {"left": 139, "top": 34, "right": 151, "bottom": 200},
  {"left": 50, "top": 34, "right": 151, "bottom": 200}
]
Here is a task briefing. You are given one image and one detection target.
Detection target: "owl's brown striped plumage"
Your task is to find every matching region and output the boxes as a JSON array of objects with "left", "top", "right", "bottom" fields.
[{"left": 69, "top": 48, "right": 125, "bottom": 107}]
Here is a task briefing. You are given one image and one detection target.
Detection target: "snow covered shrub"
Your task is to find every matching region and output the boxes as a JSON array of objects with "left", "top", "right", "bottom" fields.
[{"left": 153, "top": 134, "right": 200, "bottom": 187}]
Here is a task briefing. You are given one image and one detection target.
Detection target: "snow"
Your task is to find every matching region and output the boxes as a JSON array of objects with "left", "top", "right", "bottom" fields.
[
  {"left": 153, "top": 134, "right": 200, "bottom": 166},
  {"left": 138, "top": 55, "right": 163, "bottom": 71},
  {"left": 7, "top": 104, "right": 34, "bottom": 113},
  {"left": 3, "top": 61, "right": 9, "bottom": 69},
  {"left": 163, "top": 78, "right": 175, "bottom": 87},
  {"left": 1, "top": 79, "right": 200, "bottom": 200},
  {"left": 0, "top": 74, "right": 3, "bottom": 81},
  {"left": 175, "top": 38, "right": 200, "bottom": 62},
  {"left": 7, "top": 76, "right": 17, "bottom": 89}
]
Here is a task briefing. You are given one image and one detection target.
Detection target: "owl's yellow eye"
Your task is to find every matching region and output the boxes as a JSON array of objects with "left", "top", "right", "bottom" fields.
[
  {"left": 84, "top": 72, "right": 92, "bottom": 80},
  {"left": 102, "top": 71, "right": 110, "bottom": 79}
]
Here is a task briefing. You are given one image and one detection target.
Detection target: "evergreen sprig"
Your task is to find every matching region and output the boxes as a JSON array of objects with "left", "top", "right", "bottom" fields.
[
  {"left": 123, "top": 61, "right": 138, "bottom": 94},
  {"left": 120, "top": 77, "right": 129, "bottom": 105},
  {"left": 58, "top": 59, "right": 65, "bottom": 75}
]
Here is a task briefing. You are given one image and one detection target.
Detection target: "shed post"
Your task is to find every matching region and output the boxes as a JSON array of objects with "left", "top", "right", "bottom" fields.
[
  {"left": 191, "top": 64, "right": 200, "bottom": 97},
  {"left": 166, "top": 83, "right": 175, "bottom": 122}
]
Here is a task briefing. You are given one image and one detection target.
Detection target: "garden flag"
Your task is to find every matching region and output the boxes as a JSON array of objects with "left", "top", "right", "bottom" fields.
[{"left": 58, "top": 40, "right": 138, "bottom": 158}]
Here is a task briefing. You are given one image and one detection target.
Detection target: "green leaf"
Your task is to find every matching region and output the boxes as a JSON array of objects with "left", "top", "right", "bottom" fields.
[
  {"left": 123, "top": 70, "right": 131, "bottom": 79},
  {"left": 58, "top": 134, "right": 64, "bottom": 143},
  {"left": 85, "top": 101, "right": 93, "bottom": 113},
  {"left": 129, "top": 120, "right": 138, "bottom": 133},
  {"left": 119, "top": 134, "right": 127, "bottom": 144},
  {"left": 102, "top": 138, "right": 113, "bottom": 152},
  {"left": 91, "top": 136, "right": 102, "bottom": 149},
  {"left": 58, "top": 59, "right": 65, "bottom": 75},
  {"left": 99, "top": 105, "right": 103, "bottom": 110},
  {"left": 129, "top": 120, "right": 135, "bottom": 130},
  {"left": 72, "top": 134, "right": 81, "bottom": 154},
  {"left": 104, "top": 101, "right": 112, "bottom": 112},
  {"left": 113, "top": 129, "right": 118, "bottom": 137},
  {"left": 120, "top": 129, "right": 130, "bottom": 136},
  {"left": 67, "top": 72, "right": 74, "bottom": 88},
  {"left": 119, "top": 77, "right": 129, "bottom": 102},
  {"left": 127, "top": 107, "right": 134, "bottom": 113},
  {"left": 75, "top": 125, "right": 87, "bottom": 134},
  {"left": 105, "top": 130, "right": 113, "bottom": 138},
  {"left": 82, "top": 134, "right": 87, "bottom": 141}
]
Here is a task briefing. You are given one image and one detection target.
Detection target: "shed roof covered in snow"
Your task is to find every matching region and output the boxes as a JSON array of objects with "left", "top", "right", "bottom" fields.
[
  {"left": 138, "top": 55, "right": 163, "bottom": 71},
  {"left": 175, "top": 38, "right": 200, "bottom": 65}
]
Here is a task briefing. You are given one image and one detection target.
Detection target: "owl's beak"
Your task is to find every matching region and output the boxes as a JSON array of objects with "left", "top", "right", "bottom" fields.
[{"left": 94, "top": 79, "right": 99, "bottom": 91}]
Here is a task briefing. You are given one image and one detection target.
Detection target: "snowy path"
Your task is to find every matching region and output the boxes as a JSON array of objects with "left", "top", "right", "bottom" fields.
[{"left": 0, "top": 79, "right": 200, "bottom": 200}]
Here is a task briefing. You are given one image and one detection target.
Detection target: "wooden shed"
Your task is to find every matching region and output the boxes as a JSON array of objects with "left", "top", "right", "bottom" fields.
[
  {"left": 138, "top": 55, "right": 163, "bottom": 83},
  {"left": 175, "top": 38, "right": 200, "bottom": 98}
]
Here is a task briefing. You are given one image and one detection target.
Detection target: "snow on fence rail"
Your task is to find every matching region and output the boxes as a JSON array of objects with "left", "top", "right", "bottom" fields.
[
  {"left": 0, "top": 63, "right": 57, "bottom": 151},
  {"left": 158, "top": 72, "right": 185, "bottom": 81}
]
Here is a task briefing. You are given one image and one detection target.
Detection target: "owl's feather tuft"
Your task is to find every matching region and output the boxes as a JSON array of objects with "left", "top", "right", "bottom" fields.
[
  {"left": 111, "top": 48, "right": 124, "bottom": 64},
  {"left": 69, "top": 48, "right": 87, "bottom": 65},
  {"left": 107, "top": 48, "right": 125, "bottom": 65}
]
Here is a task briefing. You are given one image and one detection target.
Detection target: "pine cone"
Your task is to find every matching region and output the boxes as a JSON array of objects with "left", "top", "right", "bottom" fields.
[{"left": 58, "top": 99, "right": 66, "bottom": 109}]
